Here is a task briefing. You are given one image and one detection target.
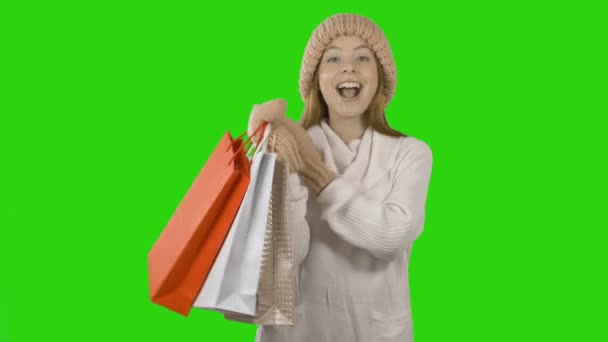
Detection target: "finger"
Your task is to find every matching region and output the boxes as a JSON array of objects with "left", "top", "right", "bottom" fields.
[
  {"left": 257, "top": 99, "right": 286, "bottom": 123},
  {"left": 282, "top": 135, "right": 302, "bottom": 171},
  {"left": 282, "top": 128, "right": 304, "bottom": 171}
]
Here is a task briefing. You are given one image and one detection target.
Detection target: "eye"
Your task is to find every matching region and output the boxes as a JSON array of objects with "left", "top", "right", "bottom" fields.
[
  {"left": 357, "top": 56, "right": 370, "bottom": 62},
  {"left": 327, "top": 57, "right": 339, "bottom": 63}
]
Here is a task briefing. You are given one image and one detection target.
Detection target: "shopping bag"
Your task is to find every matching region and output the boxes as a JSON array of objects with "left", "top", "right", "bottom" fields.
[
  {"left": 223, "top": 129, "right": 297, "bottom": 326},
  {"left": 148, "top": 123, "right": 268, "bottom": 317},
  {"left": 253, "top": 155, "right": 296, "bottom": 326},
  {"left": 193, "top": 127, "right": 276, "bottom": 315}
]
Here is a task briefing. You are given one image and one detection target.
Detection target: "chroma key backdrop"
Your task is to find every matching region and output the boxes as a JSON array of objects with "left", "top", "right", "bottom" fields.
[{"left": 1, "top": 1, "right": 606, "bottom": 341}]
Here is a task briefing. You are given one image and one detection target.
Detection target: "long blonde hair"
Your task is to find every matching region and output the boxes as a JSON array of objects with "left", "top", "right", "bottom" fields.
[{"left": 300, "top": 61, "right": 407, "bottom": 137}]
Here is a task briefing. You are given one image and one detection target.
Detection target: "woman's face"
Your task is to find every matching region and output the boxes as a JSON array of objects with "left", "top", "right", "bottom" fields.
[{"left": 318, "top": 35, "right": 378, "bottom": 121}]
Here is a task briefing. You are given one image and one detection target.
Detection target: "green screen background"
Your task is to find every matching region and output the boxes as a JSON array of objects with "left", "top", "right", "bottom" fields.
[{"left": 2, "top": 1, "right": 606, "bottom": 341}]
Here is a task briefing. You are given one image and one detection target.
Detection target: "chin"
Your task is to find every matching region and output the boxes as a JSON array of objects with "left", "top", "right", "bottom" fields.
[{"left": 324, "top": 95, "right": 373, "bottom": 121}]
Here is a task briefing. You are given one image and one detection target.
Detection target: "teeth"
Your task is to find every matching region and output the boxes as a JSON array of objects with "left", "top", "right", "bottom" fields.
[{"left": 338, "top": 82, "right": 361, "bottom": 89}]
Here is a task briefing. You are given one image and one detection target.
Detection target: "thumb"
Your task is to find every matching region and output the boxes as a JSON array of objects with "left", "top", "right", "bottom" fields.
[{"left": 248, "top": 104, "right": 269, "bottom": 140}]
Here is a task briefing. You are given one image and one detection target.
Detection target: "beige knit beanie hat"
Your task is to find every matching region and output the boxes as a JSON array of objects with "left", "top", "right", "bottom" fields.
[{"left": 299, "top": 13, "right": 397, "bottom": 106}]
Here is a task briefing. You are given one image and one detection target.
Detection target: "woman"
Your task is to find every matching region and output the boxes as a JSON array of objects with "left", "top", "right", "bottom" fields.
[{"left": 248, "top": 13, "right": 433, "bottom": 342}]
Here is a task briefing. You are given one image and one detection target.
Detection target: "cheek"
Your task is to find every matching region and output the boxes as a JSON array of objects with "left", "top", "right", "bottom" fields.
[
  {"left": 318, "top": 71, "right": 335, "bottom": 95},
  {"left": 365, "top": 70, "right": 379, "bottom": 93}
]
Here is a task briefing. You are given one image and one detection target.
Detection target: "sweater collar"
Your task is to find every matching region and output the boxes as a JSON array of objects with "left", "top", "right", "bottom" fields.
[{"left": 319, "top": 119, "right": 373, "bottom": 174}]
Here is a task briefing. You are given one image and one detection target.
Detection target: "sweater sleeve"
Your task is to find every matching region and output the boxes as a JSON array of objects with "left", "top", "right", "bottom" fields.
[
  {"left": 287, "top": 171, "right": 311, "bottom": 266},
  {"left": 315, "top": 140, "right": 433, "bottom": 261}
]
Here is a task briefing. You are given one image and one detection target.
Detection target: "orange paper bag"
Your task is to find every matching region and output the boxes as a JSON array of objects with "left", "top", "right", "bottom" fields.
[{"left": 148, "top": 124, "right": 267, "bottom": 317}]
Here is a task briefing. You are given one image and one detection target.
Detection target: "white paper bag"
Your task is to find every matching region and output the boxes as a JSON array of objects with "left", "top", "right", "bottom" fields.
[
  {"left": 223, "top": 129, "right": 296, "bottom": 326},
  {"left": 193, "top": 132, "right": 276, "bottom": 316}
]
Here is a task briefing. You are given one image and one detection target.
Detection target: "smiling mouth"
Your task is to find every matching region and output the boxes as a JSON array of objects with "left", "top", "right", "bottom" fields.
[{"left": 336, "top": 82, "right": 362, "bottom": 99}]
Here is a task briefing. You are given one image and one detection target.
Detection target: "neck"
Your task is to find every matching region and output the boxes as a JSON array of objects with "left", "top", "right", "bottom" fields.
[{"left": 327, "top": 114, "right": 368, "bottom": 144}]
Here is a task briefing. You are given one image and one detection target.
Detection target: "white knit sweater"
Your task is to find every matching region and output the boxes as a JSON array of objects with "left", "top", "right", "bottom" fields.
[{"left": 256, "top": 120, "right": 433, "bottom": 342}]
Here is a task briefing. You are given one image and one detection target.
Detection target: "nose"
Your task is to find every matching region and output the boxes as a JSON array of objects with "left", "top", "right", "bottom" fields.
[{"left": 341, "top": 61, "right": 355, "bottom": 73}]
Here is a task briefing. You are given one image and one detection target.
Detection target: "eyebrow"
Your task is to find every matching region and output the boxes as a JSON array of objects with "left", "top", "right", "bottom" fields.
[{"left": 326, "top": 44, "right": 372, "bottom": 51}]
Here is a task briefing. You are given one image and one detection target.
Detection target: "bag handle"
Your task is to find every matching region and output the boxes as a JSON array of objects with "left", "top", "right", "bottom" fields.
[
  {"left": 266, "top": 129, "right": 277, "bottom": 154},
  {"left": 227, "top": 122, "right": 269, "bottom": 165},
  {"left": 246, "top": 123, "right": 272, "bottom": 159}
]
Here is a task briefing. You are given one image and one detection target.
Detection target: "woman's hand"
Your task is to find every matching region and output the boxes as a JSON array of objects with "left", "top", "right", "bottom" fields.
[
  {"left": 247, "top": 99, "right": 337, "bottom": 196},
  {"left": 247, "top": 99, "right": 300, "bottom": 170},
  {"left": 247, "top": 99, "right": 287, "bottom": 141}
]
